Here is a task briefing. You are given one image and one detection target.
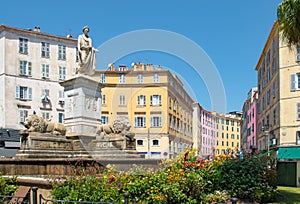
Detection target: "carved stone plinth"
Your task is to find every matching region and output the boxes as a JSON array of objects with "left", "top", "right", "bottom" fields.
[
  {"left": 59, "top": 74, "right": 103, "bottom": 136},
  {"left": 15, "top": 132, "right": 91, "bottom": 159}
]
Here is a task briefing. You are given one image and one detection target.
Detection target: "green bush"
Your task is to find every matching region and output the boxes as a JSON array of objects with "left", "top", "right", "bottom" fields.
[
  {"left": 0, "top": 174, "right": 18, "bottom": 196},
  {"left": 50, "top": 150, "right": 278, "bottom": 203},
  {"left": 219, "top": 154, "right": 278, "bottom": 202}
]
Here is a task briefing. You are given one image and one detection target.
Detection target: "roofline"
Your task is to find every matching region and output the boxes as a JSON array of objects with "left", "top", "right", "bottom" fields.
[
  {"left": 0, "top": 24, "right": 77, "bottom": 42},
  {"left": 255, "top": 21, "right": 279, "bottom": 71}
]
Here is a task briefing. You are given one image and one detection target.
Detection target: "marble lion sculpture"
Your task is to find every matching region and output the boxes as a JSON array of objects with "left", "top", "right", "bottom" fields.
[
  {"left": 24, "top": 114, "right": 66, "bottom": 136},
  {"left": 96, "top": 118, "right": 132, "bottom": 138}
]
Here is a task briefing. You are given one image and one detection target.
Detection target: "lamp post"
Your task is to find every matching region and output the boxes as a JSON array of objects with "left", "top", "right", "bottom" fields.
[{"left": 261, "top": 125, "right": 270, "bottom": 157}]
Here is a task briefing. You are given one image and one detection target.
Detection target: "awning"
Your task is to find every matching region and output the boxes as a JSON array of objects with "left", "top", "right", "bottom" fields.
[{"left": 277, "top": 147, "right": 300, "bottom": 160}]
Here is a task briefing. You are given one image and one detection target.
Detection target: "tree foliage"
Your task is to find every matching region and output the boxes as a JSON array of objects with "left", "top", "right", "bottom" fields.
[{"left": 277, "top": 0, "right": 300, "bottom": 47}]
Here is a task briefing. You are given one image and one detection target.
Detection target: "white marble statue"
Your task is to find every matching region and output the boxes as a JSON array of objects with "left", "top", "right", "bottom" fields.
[{"left": 75, "top": 26, "right": 98, "bottom": 75}]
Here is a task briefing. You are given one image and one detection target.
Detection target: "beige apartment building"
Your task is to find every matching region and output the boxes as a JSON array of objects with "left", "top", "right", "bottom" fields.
[
  {"left": 255, "top": 21, "right": 300, "bottom": 187},
  {"left": 255, "top": 21, "right": 300, "bottom": 150},
  {"left": 0, "top": 25, "right": 77, "bottom": 155},
  {"left": 94, "top": 63, "right": 194, "bottom": 159},
  {"left": 214, "top": 112, "right": 241, "bottom": 156}
]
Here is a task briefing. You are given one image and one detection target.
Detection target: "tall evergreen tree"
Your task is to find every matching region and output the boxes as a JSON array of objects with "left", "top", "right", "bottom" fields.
[{"left": 277, "top": 0, "right": 300, "bottom": 48}]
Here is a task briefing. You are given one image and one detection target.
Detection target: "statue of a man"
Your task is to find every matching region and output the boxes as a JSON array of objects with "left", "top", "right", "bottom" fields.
[{"left": 76, "top": 26, "right": 98, "bottom": 75}]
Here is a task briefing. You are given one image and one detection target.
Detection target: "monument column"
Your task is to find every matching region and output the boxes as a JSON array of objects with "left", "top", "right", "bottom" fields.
[{"left": 60, "top": 74, "right": 103, "bottom": 136}]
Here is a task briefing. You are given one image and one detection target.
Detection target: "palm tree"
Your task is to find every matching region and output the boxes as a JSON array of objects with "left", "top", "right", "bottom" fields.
[{"left": 277, "top": 0, "right": 300, "bottom": 48}]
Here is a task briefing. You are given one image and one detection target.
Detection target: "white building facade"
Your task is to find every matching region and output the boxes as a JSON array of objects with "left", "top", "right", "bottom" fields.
[{"left": 0, "top": 25, "right": 77, "bottom": 152}]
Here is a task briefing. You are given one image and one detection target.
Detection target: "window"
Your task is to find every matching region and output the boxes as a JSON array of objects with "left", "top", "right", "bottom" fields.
[
  {"left": 16, "top": 86, "right": 32, "bottom": 100},
  {"left": 59, "top": 66, "right": 66, "bottom": 80},
  {"left": 137, "top": 95, "right": 146, "bottom": 106},
  {"left": 42, "top": 112, "right": 50, "bottom": 121},
  {"left": 150, "top": 95, "right": 161, "bottom": 106},
  {"left": 59, "top": 91, "right": 64, "bottom": 100},
  {"left": 296, "top": 45, "right": 300, "bottom": 62},
  {"left": 222, "top": 133, "right": 224, "bottom": 138},
  {"left": 297, "top": 103, "right": 300, "bottom": 120},
  {"left": 232, "top": 142, "right": 234, "bottom": 147},
  {"left": 290, "top": 73, "right": 300, "bottom": 91},
  {"left": 42, "top": 89, "right": 50, "bottom": 99},
  {"left": 41, "top": 42, "right": 50, "bottom": 58},
  {"left": 134, "top": 116, "right": 146, "bottom": 128},
  {"left": 296, "top": 131, "right": 300, "bottom": 145},
  {"left": 119, "top": 95, "right": 126, "bottom": 106},
  {"left": 19, "top": 109, "right": 28, "bottom": 124},
  {"left": 272, "top": 81, "right": 276, "bottom": 98},
  {"left": 19, "top": 61, "right": 32, "bottom": 76},
  {"left": 58, "top": 45, "right": 66, "bottom": 60},
  {"left": 101, "top": 94, "right": 106, "bottom": 105},
  {"left": 150, "top": 116, "right": 162, "bottom": 127},
  {"left": 226, "top": 119, "right": 229, "bottom": 125},
  {"left": 153, "top": 73, "right": 159, "bottom": 83},
  {"left": 137, "top": 139, "right": 144, "bottom": 146},
  {"left": 99, "top": 73, "right": 106, "bottom": 83},
  {"left": 101, "top": 116, "right": 109, "bottom": 124},
  {"left": 19, "top": 38, "right": 28, "bottom": 54},
  {"left": 119, "top": 74, "right": 126, "bottom": 84},
  {"left": 222, "top": 141, "right": 224, "bottom": 146},
  {"left": 152, "top": 139, "right": 159, "bottom": 146},
  {"left": 231, "top": 134, "right": 235, "bottom": 139},
  {"left": 42, "top": 64, "right": 49, "bottom": 78},
  {"left": 58, "top": 113, "right": 64, "bottom": 123},
  {"left": 267, "top": 89, "right": 270, "bottom": 105},
  {"left": 137, "top": 74, "right": 143, "bottom": 84}
]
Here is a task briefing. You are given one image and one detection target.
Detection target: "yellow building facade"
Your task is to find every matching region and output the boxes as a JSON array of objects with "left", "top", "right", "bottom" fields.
[
  {"left": 93, "top": 63, "right": 194, "bottom": 159},
  {"left": 214, "top": 113, "right": 241, "bottom": 155}
]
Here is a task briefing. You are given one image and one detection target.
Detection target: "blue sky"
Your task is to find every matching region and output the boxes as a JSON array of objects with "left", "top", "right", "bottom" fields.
[{"left": 1, "top": 0, "right": 283, "bottom": 113}]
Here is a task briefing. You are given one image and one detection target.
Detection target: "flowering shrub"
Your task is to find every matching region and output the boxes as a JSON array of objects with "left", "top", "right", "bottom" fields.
[{"left": 50, "top": 149, "right": 278, "bottom": 203}]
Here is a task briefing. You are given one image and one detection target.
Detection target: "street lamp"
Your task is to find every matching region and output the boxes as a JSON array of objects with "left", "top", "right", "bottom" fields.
[{"left": 261, "top": 125, "right": 270, "bottom": 157}]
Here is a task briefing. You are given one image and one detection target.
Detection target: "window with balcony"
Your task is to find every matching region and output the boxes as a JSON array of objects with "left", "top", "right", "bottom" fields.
[
  {"left": 42, "top": 64, "right": 49, "bottom": 78},
  {"left": 19, "top": 61, "right": 32, "bottom": 76},
  {"left": 58, "top": 45, "right": 66, "bottom": 60},
  {"left": 19, "top": 38, "right": 28, "bottom": 54},
  {"left": 41, "top": 42, "right": 50, "bottom": 58},
  {"left": 16, "top": 86, "right": 32, "bottom": 100}
]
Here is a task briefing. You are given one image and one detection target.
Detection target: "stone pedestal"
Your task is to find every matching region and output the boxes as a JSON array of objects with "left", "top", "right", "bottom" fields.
[
  {"left": 60, "top": 74, "right": 103, "bottom": 136},
  {"left": 16, "top": 132, "right": 90, "bottom": 159}
]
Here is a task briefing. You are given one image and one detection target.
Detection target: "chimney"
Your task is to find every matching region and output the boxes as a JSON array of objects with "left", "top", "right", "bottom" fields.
[
  {"left": 157, "top": 65, "right": 163, "bottom": 70},
  {"left": 34, "top": 26, "right": 40, "bottom": 32},
  {"left": 146, "top": 64, "right": 154, "bottom": 71},
  {"left": 108, "top": 63, "right": 115, "bottom": 71}
]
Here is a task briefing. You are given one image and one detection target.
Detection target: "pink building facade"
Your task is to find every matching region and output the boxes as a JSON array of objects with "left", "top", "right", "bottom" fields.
[{"left": 200, "top": 108, "right": 217, "bottom": 157}]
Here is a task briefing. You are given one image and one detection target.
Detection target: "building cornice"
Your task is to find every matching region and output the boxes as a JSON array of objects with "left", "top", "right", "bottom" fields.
[{"left": 0, "top": 24, "right": 77, "bottom": 43}]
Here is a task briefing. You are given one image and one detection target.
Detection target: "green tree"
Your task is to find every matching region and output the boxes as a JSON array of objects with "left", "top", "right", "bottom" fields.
[{"left": 277, "top": 0, "right": 300, "bottom": 48}]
